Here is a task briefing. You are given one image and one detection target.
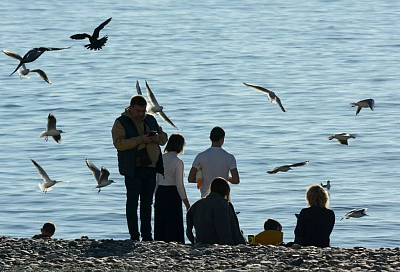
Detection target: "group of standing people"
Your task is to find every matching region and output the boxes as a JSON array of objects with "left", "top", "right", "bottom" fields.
[{"left": 111, "top": 94, "right": 334, "bottom": 247}]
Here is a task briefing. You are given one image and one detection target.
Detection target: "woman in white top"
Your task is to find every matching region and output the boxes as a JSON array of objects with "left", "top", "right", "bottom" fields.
[{"left": 154, "top": 133, "right": 190, "bottom": 243}]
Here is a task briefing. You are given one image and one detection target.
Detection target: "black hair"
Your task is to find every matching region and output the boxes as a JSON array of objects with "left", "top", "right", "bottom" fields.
[
  {"left": 210, "top": 177, "right": 230, "bottom": 198},
  {"left": 210, "top": 126, "right": 225, "bottom": 142},
  {"left": 164, "top": 133, "right": 185, "bottom": 154},
  {"left": 130, "top": 95, "right": 147, "bottom": 107}
]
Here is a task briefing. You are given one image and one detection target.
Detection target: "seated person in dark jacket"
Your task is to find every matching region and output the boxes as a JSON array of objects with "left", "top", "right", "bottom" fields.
[
  {"left": 294, "top": 184, "right": 335, "bottom": 247},
  {"left": 186, "top": 177, "right": 246, "bottom": 245},
  {"left": 254, "top": 218, "right": 283, "bottom": 246}
]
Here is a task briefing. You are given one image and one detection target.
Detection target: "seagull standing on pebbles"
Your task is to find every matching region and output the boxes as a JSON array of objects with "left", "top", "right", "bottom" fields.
[
  {"left": 39, "top": 113, "right": 64, "bottom": 143},
  {"left": 328, "top": 133, "right": 356, "bottom": 146},
  {"left": 267, "top": 161, "right": 309, "bottom": 174},
  {"left": 3, "top": 50, "right": 51, "bottom": 83},
  {"left": 86, "top": 159, "right": 115, "bottom": 193},
  {"left": 70, "top": 17, "right": 112, "bottom": 50},
  {"left": 321, "top": 180, "right": 331, "bottom": 190},
  {"left": 341, "top": 208, "right": 369, "bottom": 221},
  {"left": 243, "top": 82, "right": 286, "bottom": 112},
  {"left": 350, "top": 98, "right": 375, "bottom": 115},
  {"left": 3, "top": 47, "right": 70, "bottom": 76},
  {"left": 31, "top": 158, "right": 65, "bottom": 193},
  {"left": 145, "top": 80, "right": 180, "bottom": 130}
]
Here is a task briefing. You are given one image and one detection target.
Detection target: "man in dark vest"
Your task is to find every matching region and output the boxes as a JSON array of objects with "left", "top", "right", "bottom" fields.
[{"left": 112, "top": 95, "right": 168, "bottom": 241}]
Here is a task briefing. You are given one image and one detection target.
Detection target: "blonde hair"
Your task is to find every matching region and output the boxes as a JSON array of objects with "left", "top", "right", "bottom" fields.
[{"left": 306, "top": 184, "right": 329, "bottom": 208}]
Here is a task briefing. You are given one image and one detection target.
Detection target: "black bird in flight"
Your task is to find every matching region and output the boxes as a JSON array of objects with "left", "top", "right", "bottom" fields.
[
  {"left": 6, "top": 47, "right": 70, "bottom": 76},
  {"left": 70, "top": 17, "right": 112, "bottom": 50}
]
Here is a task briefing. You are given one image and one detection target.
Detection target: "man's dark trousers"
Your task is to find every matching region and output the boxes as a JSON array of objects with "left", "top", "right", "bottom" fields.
[{"left": 125, "top": 167, "right": 156, "bottom": 240}]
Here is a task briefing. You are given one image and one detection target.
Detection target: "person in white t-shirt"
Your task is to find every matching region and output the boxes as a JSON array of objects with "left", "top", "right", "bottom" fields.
[{"left": 188, "top": 126, "right": 240, "bottom": 197}]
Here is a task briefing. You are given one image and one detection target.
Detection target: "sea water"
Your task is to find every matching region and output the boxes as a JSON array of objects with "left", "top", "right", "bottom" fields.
[{"left": 1, "top": 0, "right": 400, "bottom": 249}]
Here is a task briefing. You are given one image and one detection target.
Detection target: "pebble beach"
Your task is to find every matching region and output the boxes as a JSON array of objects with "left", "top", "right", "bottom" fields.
[{"left": 1, "top": 236, "right": 400, "bottom": 272}]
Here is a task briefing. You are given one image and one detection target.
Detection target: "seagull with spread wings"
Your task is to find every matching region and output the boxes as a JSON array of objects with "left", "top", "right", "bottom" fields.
[
  {"left": 145, "top": 80, "right": 180, "bottom": 130},
  {"left": 3, "top": 47, "right": 70, "bottom": 76},
  {"left": 39, "top": 113, "right": 64, "bottom": 143},
  {"left": 341, "top": 208, "right": 369, "bottom": 221},
  {"left": 86, "top": 159, "right": 115, "bottom": 193},
  {"left": 328, "top": 133, "right": 356, "bottom": 146},
  {"left": 3, "top": 50, "right": 51, "bottom": 83},
  {"left": 267, "top": 161, "right": 309, "bottom": 174},
  {"left": 349, "top": 98, "right": 375, "bottom": 116},
  {"left": 31, "top": 158, "right": 65, "bottom": 193},
  {"left": 243, "top": 82, "right": 286, "bottom": 112},
  {"left": 70, "top": 17, "right": 112, "bottom": 50}
]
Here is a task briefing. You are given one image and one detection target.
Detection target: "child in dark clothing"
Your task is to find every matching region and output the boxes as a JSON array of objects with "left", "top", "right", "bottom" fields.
[{"left": 32, "top": 222, "right": 56, "bottom": 239}]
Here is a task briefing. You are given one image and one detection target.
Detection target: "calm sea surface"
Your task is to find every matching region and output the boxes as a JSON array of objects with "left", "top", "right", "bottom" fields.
[{"left": 1, "top": 0, "right": 400, "bottom": 249}]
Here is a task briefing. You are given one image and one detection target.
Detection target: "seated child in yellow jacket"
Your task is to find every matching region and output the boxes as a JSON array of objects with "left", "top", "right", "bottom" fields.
[{"left": 254, "top": 218, "right": 283, "bottom": 246}]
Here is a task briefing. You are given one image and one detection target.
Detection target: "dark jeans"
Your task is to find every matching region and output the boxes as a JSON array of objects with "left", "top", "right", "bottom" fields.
[{"left": 125, "top": 167, "right": 156, "bottom": 240}]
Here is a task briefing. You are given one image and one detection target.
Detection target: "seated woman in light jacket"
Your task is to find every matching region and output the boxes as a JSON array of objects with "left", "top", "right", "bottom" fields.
[{"left": 186, "top": 177, "right": 246, "bottom": 245}]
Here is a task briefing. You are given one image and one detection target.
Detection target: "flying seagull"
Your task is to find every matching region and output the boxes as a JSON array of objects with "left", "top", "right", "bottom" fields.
[
  {"left": 39, "top": 113, "right": 64, "bottom": 143},
  {"left": 350, "top": 98, "right": 375, "bottom": 116},
  {"left": 145, "top": 80, "right": 180, "bottom": 130},
  {"left": 136, "top": 80, "right": 142, "bottom": 95},
  {"left": 267, "top": 161, "right": 309, "bottom": 174},
  {"left": 321, "top": 180, "right": 331, "bottom": 190},
  {"left": 243, "top": 82, "right": 286, "bottom": 112},
  {"left": 328, "top": 133, "right": 356, "bottom": 146},
  {"left": 86, "top": 159, "right": 115, "bottom": 193},
  {"left": 341, "top": 208, "right": 369, "bottom": 221},
  {"left": 3, "top": 50, "right": 51, "bottom": 83},
  {"left": 3, "top": 47, "right": 70, "bottom": 76},
  {"left": 30, "top": 158, "right": 64, "bottom": 193},
  {"left": 70, "top": 17, "right": 112, "bottom": 50}
]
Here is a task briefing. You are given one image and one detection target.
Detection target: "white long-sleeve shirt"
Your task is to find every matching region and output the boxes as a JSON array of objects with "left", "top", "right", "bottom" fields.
[{"left": 156, "top": 152, "right": 188, "bottom": 200}]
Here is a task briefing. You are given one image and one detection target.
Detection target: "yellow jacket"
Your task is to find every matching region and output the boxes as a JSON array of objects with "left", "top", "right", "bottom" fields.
[
  {"left": 254, "top": 230, "right": 283, "bottom": 246},
  {"left": 111, "top": 108, "right": 168, "bottom": 168}
]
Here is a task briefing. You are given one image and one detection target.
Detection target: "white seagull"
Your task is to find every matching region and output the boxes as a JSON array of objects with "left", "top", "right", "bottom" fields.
[
  {"left": 31, "top": 158, "right": 64, "bottom": 193},
  {"left": 145, "top": 80, "right": 180, "bottom": 130},
  {"left": 136, "top": 80, "right": 142, "bottom": 95},
  {"left": 328, "top": 133, "right": 356, "bottom": 146},
  {"left": 267, "top": 161, "right": 309, "bottom": 174},
  {"left": 86, "top": 159, "right": 115, "bottom": 193},
  {"left": 321, "top": 180, "right": 331, "bottom": 190},
  {"left": 350, "top": 98, "right": 375, "bottom": 116},
  {"left": 341, "top": 208, "right": 369, "bottom": 221},
  {"left": 3, "top": 50, "right": 51, "bottom": 83},
  {"left": 243, "top": 82, "right": 286, "bottom": 112},
  {"left": 39, "top": 113, "right": 64, "bottom": 143},
  {"left": 3, "top": 47, "right": 70, "bottom": 76}
]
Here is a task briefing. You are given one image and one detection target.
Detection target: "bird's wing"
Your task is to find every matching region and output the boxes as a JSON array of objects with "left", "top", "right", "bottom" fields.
[
  {"left": 337, "top": 139, "right": 348, "bottom": 145},
  {"left": 355, "top": 106, "right": 362, "bottom": 115},
  {"left": 243, "top": 82, "right": 272, "bottom": 96},
  {"left": 52, "top": 135, "right": 62, "bottom": 143},
  {"left": 288, "top": 161, "right": 309, "bottom": 167},
  {"left": 2, "top": 50, "right": 22, "bottom": 61},
  {"left": 367, "top": 99, "right": 375, "bottom": 110},
  {"left": 99, "top": 166, "right": 111, "bottom": 184},
  {"left": 30, "top": 69, "right": 51, "bottom": 84},
  {"left": 47, "top": 113, "right": 57, "bottom": 131},
  {"left": 41, "top": 46, "right": 71, "bottom": 51},
  {"left": 86, "top": 159, "right": 101, "bottom": 183},
  {"left": 136, "top": 80, "right": 142, "bottom": 95},
  {"left": 145, "top": 80, "right": 159, "bottom": 107},
  {"left": 159, "top": 110, "right": 179, "bottom": 129},
  {"left": 70, "top": 33, "right": 91, "bottom": 40},
  {"left": 92, "top": 17, "right": 112, "bottom": 39},
  {"left": 274, "top": 95, "right": 286, "bottom": 112},
  {"left": 31, "top": 159, "right": 51, "bottom": 182}
]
